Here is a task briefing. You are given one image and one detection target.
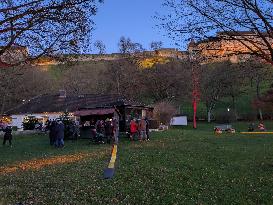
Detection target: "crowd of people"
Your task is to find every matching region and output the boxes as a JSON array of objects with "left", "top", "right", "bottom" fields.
[
  {"left": 1, "top": 116, "right": 150, "bottom": 147},
  {"left": 129, "top": 117, "right": 150, "bottom": 141},
  {"left": 46, "top": 120, "right": 65, "bottom": 148},
  {"left": 90, "top": 118, "right": 119, "bottom": 144}
]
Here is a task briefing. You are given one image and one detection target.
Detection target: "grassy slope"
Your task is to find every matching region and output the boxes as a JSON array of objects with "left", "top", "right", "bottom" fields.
[{"left": 1, "top": 123, "right": 273, "bottom": 204}]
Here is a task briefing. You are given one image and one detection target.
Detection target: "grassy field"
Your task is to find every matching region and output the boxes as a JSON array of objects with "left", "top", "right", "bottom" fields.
[{"left": 1, "top": 122, "right": 273, "bottom": 204}]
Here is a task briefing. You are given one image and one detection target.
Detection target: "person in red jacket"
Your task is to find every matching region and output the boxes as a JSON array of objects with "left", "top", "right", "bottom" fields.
[{"left": 130, "top": 119, "right": 138, "bottom": 141}]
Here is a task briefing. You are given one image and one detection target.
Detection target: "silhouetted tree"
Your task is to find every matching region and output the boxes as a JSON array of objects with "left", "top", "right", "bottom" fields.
[
  {"left": 118, "top": 36, "right": 145, "bottom": 54},
  {"left": 159, "top": 0, "right": 273, "bottom": 64},
  {"left": 200, "top": 62, "right": 242, "bottom": 122},
  {"left": 242, "top": 60, "right": 273, "bottom": 119},
  {"left": 0, "top": 0, "right": 103, "bottom": 63},
  {"left": 150, "top": 41, "right": 163, "bottom": 51},
  {"left": 94, "top": 40, "right": 106, "bottom": 54}
]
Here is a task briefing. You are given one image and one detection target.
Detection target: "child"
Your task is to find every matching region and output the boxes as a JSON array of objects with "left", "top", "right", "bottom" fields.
[
  {"left": 3, "top": 126, "right": 12, "bottom": 147},
  {"left": 258, "top": 122, "right": 266, "bottom": 131}
]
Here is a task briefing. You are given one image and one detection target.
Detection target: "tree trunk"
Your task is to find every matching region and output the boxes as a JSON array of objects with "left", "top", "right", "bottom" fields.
[
  {"left": 256, "top": 80, "right": 261, "bottom": 100},
  {"left": 207, "top": 110, "right": 212, "bottom": 123},
  {"left": 258, "top": 108, "right": 263, "bottom": 120},
  {"left": 231, "top": 95, "right": 235, "bottom": 110}
]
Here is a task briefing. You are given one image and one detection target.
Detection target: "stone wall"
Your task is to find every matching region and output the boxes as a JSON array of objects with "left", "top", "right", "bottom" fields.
[
  {"left": 188, "top": 32, "right": 273, "bottom": 64},
  {"left": 34, "top": 48, "right": 190, "bottom": 66}
]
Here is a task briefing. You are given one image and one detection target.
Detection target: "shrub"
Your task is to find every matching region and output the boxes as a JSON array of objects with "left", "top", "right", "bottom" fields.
[
  {"left": 214, "top": 109, "right": 237, "bottom": 123},
  {"left": 22, "top": 116, "right": 39, "bottom": 130},
  {"left": 238, "top": 112, "right": 257, "bottom": 121},
  {"left": 153, "top": 101, "right": 177, "bottom": 125}
]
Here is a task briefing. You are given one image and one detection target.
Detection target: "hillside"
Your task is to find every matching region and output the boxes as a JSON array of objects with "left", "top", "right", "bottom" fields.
[{"left": 1, "top": 53, "right": 272, "bottom": 121}]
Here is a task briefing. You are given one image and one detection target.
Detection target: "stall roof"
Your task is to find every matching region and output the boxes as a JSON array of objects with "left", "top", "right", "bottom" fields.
[
  {"left": 74, "top": 108, "right": 116, "bottom": 116},
  {"left": 6, "top": 93, "right": 150, "bottom": 115}
]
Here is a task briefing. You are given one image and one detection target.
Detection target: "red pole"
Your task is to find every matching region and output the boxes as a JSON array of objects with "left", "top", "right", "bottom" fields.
[
  {"left": 193, "top": 98, "right": 197, "bottom": 129},
  {"left": 190, "top": 43, "right": 200, "bottom": 129},
  {"left": 191, "top": 61, "right": 200, "bottom": 129}
]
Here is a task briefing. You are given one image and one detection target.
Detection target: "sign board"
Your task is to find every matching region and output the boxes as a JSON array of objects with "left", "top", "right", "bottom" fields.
[{"left": 170, "top": 116, "right": 187, "bottom": 126}]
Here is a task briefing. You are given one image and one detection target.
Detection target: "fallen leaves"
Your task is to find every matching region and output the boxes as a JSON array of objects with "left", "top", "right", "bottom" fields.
[{"left": 0, "top": 150, "right": 108, "bottom": 175}]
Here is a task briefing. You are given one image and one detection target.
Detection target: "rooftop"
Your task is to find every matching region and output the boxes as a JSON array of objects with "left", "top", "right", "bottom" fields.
[{"left": 6, "top": 94, "right": 147, "bottom": 115}]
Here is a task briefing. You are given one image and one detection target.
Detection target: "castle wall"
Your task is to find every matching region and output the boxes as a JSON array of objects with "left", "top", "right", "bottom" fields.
[{"left": 188, "top": 33, "right": 273, "bottom": 64}]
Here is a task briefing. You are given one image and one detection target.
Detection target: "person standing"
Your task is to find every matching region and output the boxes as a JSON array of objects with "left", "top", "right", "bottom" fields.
[
  {"left": 95, "top": 120, "right": 104, "bottom": 143},
  {"left": 52, "top": 121, "right": 58, "bottom": 145},
  {"left": 248, "top": 122, "right": 255, "bottom": 132},
  {"left": 3, "top": 126, "right": 12, "bottom": 147},
  {"left": 139, "top": 117, "right": 147, "bottom": 141},
  {"left": 112, "top": 118, "right": 119, "bottom": 144},
  {"left": 48, "top": 120, "right": 55, "bottom": 145},
  {"left": 130, "top": 119, "right": 138, "bottom": 141},
  {"left": 145, "top": 117, "right": 150, "bottom": 141},
  {"left": 104, "top": 118, "right": 112, "bottom": 144},
  {"left": 74, "top": 120, "right": 80, "bottom": 140},
  {"left": 55, "top": 121, "right": 64, "bottom": 148},
  {"left": 90, "top": 119, "right": 96, "bottom": 141}
]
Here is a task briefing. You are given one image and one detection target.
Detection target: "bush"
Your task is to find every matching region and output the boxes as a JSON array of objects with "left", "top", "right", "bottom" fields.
[
  {"left": 154, "top": 101, "right": 177, "bottom": 125},
  {"left": 214, "top": 109, "right": 237, "bottom": 123},
  {"left": 238, "top": 112, "right": 257, "bottom": 121}
]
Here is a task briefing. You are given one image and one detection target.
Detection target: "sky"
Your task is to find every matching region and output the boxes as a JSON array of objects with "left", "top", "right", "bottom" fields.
[{"left": 91, "top": 0, "right": 180, "bottom": 54}]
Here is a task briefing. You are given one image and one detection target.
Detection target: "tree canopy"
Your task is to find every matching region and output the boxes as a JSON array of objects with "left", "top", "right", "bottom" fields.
[
  {"left": 0, "top": 0, "right": 103, "bottom": 62},
  {"left": 159, "top": 0, "right": 273, "bottom": 64}
]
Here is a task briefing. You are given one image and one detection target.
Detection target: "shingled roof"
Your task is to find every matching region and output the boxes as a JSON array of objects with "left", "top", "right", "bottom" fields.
[{"left": 6, "top": 94, "right": 145, "bottom": 115}]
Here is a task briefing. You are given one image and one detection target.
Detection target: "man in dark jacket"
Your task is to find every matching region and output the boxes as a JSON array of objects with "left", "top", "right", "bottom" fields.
[
  {"left": 48, "top": 120, "right": 55, "bottom": 145},
  {"left": 104, "top": 119, "right": 113, "bottom": 144},
  {"left": 145, "top": 117, "right": 150, "bottom": 141},
  {"left": 112, "top": 118, "right": 119, "bottom": 144},
  {"left": 55, "top": 121, "right": 64, "bottom": 148},
  {"left": 3, "top": 126, "right": 12, "bottom": 146}
]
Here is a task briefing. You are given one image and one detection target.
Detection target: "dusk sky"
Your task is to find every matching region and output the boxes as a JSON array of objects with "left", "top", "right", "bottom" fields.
[{"left": 92, "top": 0, "right": 180, "bottom": 54}]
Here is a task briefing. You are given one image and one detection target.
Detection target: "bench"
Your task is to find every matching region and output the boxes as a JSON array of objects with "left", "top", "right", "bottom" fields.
[{"left": 214, "top": 124, "right": 232, "bottom": 131}]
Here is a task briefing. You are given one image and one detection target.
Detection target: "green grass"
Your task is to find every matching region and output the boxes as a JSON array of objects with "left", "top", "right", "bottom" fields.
[{"left": 1, "top": 123, "right": 273, "bottom": 204}]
